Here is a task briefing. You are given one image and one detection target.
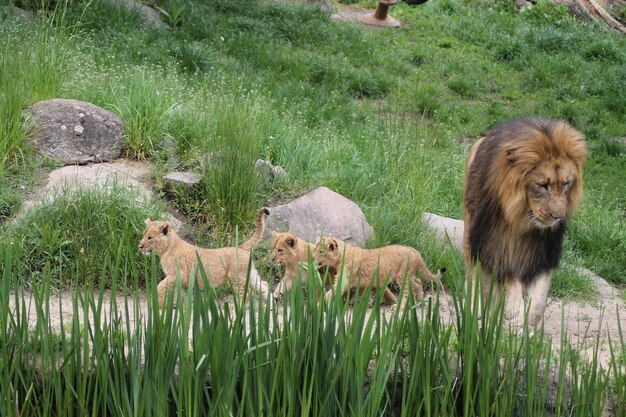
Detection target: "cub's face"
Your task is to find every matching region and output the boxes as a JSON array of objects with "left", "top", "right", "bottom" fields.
[
  {"left": 525, "top": 158, "right": 579, "bottom": 229},
  {"left": 314, "top": 237, "right": 341, "bottom": 269},
  {"left": 139, "top": 219, "right": 172, "bottom": 255},
  {"left": 271, "top": 232, "right": 299, "bottom": 265}
]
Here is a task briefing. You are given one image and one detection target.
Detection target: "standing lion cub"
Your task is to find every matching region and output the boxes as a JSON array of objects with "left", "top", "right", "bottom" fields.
[
  {"left": 139, "top": 208, "right": 272, "bottom": 308},
  {"left": 314, "top": 237, "right": 444, "bottom": 308}
]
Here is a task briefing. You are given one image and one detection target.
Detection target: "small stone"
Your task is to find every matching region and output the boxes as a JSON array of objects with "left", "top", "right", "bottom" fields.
[
  {"left": 74, "top": 125, "right": 84, "bottom": 134},
  {"left": 255, "top": 159, "right": 273, "bottom": 173},
  {"left": 272, "top": 165, "right": 288, "bottom": 179}
]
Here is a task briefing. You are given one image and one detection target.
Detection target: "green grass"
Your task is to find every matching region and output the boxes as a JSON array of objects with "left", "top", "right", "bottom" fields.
[
  {"left": 0, "top": 247, "right": 621, "bottom": 416},
  {"left": 0, "top": 0, "right": 625, "bottom": 414},
  {"left": 0, "top": 184, "right": 162, "bottom": 288}
]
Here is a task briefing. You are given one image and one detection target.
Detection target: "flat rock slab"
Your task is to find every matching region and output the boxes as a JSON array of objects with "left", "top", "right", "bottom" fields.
[
  {"left": 30, "top": 99, "right": 124, "bottom": 165},
  {"left": 20, "top": 159, "right": 152, "bottom": 217},
  {"left": 163, "top": 171, "right": 201, "bottom": 188},
  {"left": 267, "top": 186, "right": 373, "bottom": 247}
]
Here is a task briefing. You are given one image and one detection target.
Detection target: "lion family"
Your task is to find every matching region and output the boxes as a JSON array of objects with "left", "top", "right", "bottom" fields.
[
  {"left": 139, "top": 209, "right": 443, "bottom": 309},
  {"left": 141, "top": 117, "right": 586, "bottom": 325}
]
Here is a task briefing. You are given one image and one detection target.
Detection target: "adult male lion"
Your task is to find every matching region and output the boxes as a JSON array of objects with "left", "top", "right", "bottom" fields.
[{"left": 463, "top": 117, "right": 587, "bottom": 325}]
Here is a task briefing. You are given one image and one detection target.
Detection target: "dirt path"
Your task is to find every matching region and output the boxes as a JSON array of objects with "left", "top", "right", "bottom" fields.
[{"left": 7, "top": 288, "right": 625, "bottom": 369}]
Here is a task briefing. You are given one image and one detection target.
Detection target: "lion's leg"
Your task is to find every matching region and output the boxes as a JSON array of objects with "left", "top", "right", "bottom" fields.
[
  {"left": 325, "top": 269, "right": 346, "bottom": 303},
  {"left": 273, "top": 278, "right": 289, "bottom": 299},
  {"left": 156, "top": 275, "right": 178, "bottom": 308},
  {"left": 525, "top": 272, "right": 552, "bottom": 326},
  {"left": 465, "top": 262, "right": 483, "bottom": 312},
  {"left": 396, "top": 274, "right": 419, "bottom": 309},
  {"left": 504, "top": 278, "right": 525, "bottom": 324},
  {"left": 382, "top": 287, "right": 397, "bottom": 306},
  {"left": 248, "top": 267, "right": 272, "bottom": 306},
  {"left": 234, "top": 282, "right": 248, "bottom": 305}
]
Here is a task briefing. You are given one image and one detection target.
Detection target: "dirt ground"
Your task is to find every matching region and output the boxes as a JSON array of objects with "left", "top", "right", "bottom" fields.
[{"left": 7, "top": 286, "right": 625, "bottom": 370}]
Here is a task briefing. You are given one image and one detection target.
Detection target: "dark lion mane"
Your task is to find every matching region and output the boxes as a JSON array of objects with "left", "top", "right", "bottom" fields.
[{"left": 464, "top": 117, "right": 587, "bottom": 284}]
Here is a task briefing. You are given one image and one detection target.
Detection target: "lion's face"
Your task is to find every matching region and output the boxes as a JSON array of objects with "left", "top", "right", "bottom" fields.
[
  {"left": 271, "top": 232, "right": 299, "bottom": 265},
  {"left": 524, "top": 159, "right": 580, "bottom": 229},
  {"left": 139, "top": 219, "right": 172, "bottom": 255},
  {"left": 314, "top": 237, "right": 341, "bottom": 269}
]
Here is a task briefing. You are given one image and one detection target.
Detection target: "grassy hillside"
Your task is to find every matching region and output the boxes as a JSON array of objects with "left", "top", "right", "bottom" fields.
[
  {"left": 1, "top": 0, "right": 624, "bottom": 293},
  {"left": 0, "top": 1, "right": 625, "bottom": 416}
]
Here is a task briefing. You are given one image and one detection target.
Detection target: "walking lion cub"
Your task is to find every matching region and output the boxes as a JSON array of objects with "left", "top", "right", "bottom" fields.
[
  {"left": 314, "top": 237, "right": 444, "bottom": 307},
  {"left": 270, "top": 232, "right": 322, "bottom": 299},
  {"left": 271, "top": 232, "right": 397, "bottom": 305},
  {"left": 139, "top": 208, "right": 272, "bottom": 308}
]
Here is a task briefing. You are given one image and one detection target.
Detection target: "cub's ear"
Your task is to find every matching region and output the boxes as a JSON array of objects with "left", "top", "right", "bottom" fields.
[
  {"left": 160, "top": 223, "right": 169, "bottom": 236},
  {"left": 328, "top": 238, "right": 339, "bottom": 252},
  {"left": 286, "top": 237, "right": 295, "bottom": 248},
  {"left": 144, "top": 218, "right": 152, "bottom": 226}
]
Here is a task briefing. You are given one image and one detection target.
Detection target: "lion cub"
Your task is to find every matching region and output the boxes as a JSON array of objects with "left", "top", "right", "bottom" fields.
[
  {"left": 271, "top": 232, "right": 321, "bottom": 299},
  {"left": 139, "top": 208, "right": 272, "bottom": 308},
  {"left": 314, "top": 237, "right": 444, "bottom": 307},
  {"left": 271, "top": 232, "right": 397, "bottom": 305}
]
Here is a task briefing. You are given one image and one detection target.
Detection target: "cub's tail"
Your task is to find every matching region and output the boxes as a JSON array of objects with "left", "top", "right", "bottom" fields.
[
  {"left": 436, "top": 268, "right": 446, "bottom": 281},
  {"left": 240, "top": 207, "right": 270, "bottom": 251}
]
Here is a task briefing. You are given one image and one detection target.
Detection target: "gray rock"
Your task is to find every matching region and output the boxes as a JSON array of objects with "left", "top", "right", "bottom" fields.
[
  {"left": 422, "top": 212, "right": 464, "bottom": 251},
  {"left": 255, "top": 159, "right": 274, "bottom": 177},
  {"left": 567, "top": 266, "right": 619, "bottom": 298},
  {"left": 272, "top": 165, "right": 288, "bottom": 180},
  {"left": 267, "top": 186, "right": 373, "bottom": 247},
  {"left": 1, "top": 6, "right": 37, "bottom": 21},
  {"left": 163, "top": 171, "right": 201, "bottom": 189},
  {"left": 199, "top": 153, "right": 215, "bottom": 173},
  {"left": 255, "top": 159, "right": 288, "bottom": 182},
  {"left": 162, "top": 212, "right": 183, "bottom": 232},
  {"left": 516, "top": 0, "right": 534, "bottom": 10},
  {"left": 107, "top": 0, "right": 166, "bottom": 29},
  {"left": 30, "top": 99, "right": 124, "bottom": 165},
  {"left": 161, "top": 136, "right": 178, "bottom": 167}
]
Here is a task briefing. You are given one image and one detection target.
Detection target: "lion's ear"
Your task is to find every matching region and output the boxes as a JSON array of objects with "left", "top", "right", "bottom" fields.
[
  {"left": 328, "top": 238, "right": 338, "bottom": 252},
  {"left": 144, "top": 218, "right": 152, "bottom": 226},
  {"left": 286, "top": 238, "right": 295, "bottom": 248},
  {"left": 160, "top": 223, "right": 170, "bottom": 236}
]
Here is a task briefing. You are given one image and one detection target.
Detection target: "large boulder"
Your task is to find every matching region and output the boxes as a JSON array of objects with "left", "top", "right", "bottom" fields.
[
  {"left": 107, "top": 0, "right": 166, "bottom": 29},
  {"left": 267, "top": 187, "right": 373, "bottom": 247},
  {"left": 30, "top": 99, "right": 124, "bottom": 165}
]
